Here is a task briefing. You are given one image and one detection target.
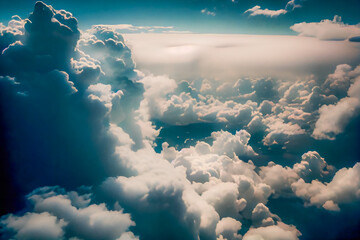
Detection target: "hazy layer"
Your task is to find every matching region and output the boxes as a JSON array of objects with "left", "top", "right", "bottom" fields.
[{"left": 125, "top": 34, "right": 360, "bottom": 81}]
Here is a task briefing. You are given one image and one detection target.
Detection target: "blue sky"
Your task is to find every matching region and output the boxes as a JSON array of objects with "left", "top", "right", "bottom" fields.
[{"left": 1, "top": 0, "right": 360, "bottom": 34}]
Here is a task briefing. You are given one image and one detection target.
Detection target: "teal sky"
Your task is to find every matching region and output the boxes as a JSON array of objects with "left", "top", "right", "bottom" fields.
[{"left": 1, "top": 0, "right": 360, "bottom": 34}]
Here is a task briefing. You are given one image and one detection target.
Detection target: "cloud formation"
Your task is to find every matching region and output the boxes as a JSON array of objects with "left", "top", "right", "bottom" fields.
[
  {"left": 201, "top": 8, "right": 216, "bottom": 17},
  {"left": 290, "top": 15, "right": 360, "bottom": 41},
  {"left": 244, "top": 6, "right": 287, "bottom": 18},
  {"left": 244, "top": 0, "right": 304, "bottom": 17}
]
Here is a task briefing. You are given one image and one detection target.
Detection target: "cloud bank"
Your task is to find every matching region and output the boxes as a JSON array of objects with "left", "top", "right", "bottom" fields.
[
  {"left": 124, "top": 33, "right": 360, "bottom": 81},
  {"left": 291, "top": 15, "right": 360, "bottom": 41}
]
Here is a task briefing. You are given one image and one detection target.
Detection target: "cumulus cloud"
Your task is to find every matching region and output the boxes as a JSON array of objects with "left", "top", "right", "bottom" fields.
[
  {"left": 243, "top": 223, "right": 301, "bottom": 240},
  {"left": 215, "top": 217, "right": 242, "bottom": 240},
  {"left": 291, "top": 15, "right": 360, "bottom": 41},
  {"left": 201, "top": 8, "right": 216, "bottom": 17},
  {"left": 259, "top": 151, "right": 335, "bottom": 198},
  {"left": 1, "top": 212, "right": 67, "bottom": 240},
  {"left": 292, "top": 163, "right": 360, "bottom": 211},
  {"left": 244, "top": 6, "right": 287, "bottom": 18},
  {"left": 244, "top": 0, "right": 303, "bottom": 18},
  {"left": 88, "top": 24, "right": 174, "bottom": 34},
  {"left": 1, "top": 187, "right": 137, "bottom": 240},
  {"left": 0, "top": 0, "right": 147, "bottom": 211},
  {"left": 313, "top": 75, "right": 360, "bottom": 140}
]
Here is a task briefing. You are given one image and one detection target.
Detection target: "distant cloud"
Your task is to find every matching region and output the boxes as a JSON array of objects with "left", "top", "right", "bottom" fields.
[
  {"left": 245, "top": 0, "right": 303, "bottom": 17},
  {"left": 285, "top": 0, "right": 303, "bottom": 11},
  {"left": 290, "top": 15, "right": 360, "bottom": 41},
  {"left": 2, "top": 2, "right": 360, "bottom": 240},
  {"left": 244, "top": 6, "right": 287, "bottom": 17},
  {"left": 90, "top": 24, "right": 174, "bottom": 33},
  {"left": 124, "top": 33, "right": 360, "bottom": 81},
  {"left": 201, "top": 8, "right": 216, "bottom": 16},
  {"left": 162, "top": 30, "right": 193, "bottom": 34}
]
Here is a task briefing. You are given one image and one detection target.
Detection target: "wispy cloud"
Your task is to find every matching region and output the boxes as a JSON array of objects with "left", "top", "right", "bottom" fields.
[
  {"left": 244, "top": 5, "right": 287, "bottom": 17},
  {"left": 201, "top": 8, "right": 216, "bottom": 17},
  {"left": 290, "top": 15, "right": 360, "bottom": 41},
  {"left": 91, "top": 24, "right": 174, "bottom": 33},
  {"left": 245, "top": 0, "right": 304, "bottom": 17}
]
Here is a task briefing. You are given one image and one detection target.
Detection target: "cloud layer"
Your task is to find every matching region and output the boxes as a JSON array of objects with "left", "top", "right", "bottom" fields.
[{"left": 124, "top": 33, "right": 360, "bottom": 81}]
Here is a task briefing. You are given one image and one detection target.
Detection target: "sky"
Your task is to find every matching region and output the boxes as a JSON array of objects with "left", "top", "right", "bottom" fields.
[
  {"left": 1, "top": 0, "right": 360, "bottom": 34},
  {"left": 1, "top": 1, "right": 360, "bottom": 240}
]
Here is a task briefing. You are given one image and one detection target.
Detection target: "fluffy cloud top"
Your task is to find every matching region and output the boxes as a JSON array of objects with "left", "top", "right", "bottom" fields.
[
  {"left": 292, "top": 163, "right": 360, "bottom": 211},
  {"left": 313, "top": 68, "right": 360, "bottom": 140},
  {"left": 1, "top": 187, "right": 137, "bottom": 240},
  {"left": 291, "top": 15, "right": 360, "bottom": 41}
]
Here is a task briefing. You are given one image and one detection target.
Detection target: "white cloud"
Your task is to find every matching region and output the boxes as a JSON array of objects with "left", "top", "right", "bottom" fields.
[
  {"left": 2, "top": 212, "right": 67, "bottom": 240},
  {"left": 312, "top": 76, "right": 360, "bottom": 140},
  {"left": 202, "top": 182, "right": 245, "bottom": 218},
  {"left": 201, "top": 8, "right": 216, "bottom": 17},
  {"left": 215, "top": 217, "right": 242, "bottom": 240},
  {"left": 259, "top": 163, "right": 298, "bottom": 196},
  {"left": 244, "top": 6, "right": 287, "bottom": 17},
  {"left": 244, "top": 0, "right": 303, "bottom": 18},
  {"left": 292, "top": 162, "right": 360, "bottom": 211},
  {"left": 1, "top": 187, "right": 137, "bottom": 240},
  {"left": 262, "top": 117, "right": 306, "bottom": 146},
  {"left": 293, "top": 151, "right": 333, "bottom": 182},
  {"left": 290, "top": 15, "right": 360, "bottom": 41},
  {"left": 124, "top": 33, "right": 360, "bottom": 81},
  {"left": 89, "top": 24, "right": 174, "bottom": 34},
  {"left": 243, "top": 223, "right": 301, "bottom": 240}
]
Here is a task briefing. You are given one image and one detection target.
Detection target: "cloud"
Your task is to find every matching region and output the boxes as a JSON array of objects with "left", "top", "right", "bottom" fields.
[
  {"left": 285, "top": 0, "right": 303, "bottom": 11},
  {"left": 259, "top": 151, "right": 335, "bottom": 198},
  {"left": 244, "top": 6, "right": 287, "bottom": 18},
  {"left": 262, "top": 117, "right": 306, "bottom": 146},
  {"left": 137, "top": 62, "right": 358, "bottom": 150},
  {"left": 201, "top": 8, "right": 216, "bottom": 17},
  {"left": 292, "top": 162, "right": 360, "bottom": 211},
  {"left": 293, "top": 151, "right": 334, "bottom": 182},
  {"left": 312, "top": 75, "right": 360, "bottom": 140},
  {"left": 215, "top": 217, "right": 242, "bottom": 240},
  {"left": 290, "top": 15, "right": 360, "bottom": 41},
  {"left": 88, "top": 24, "right": 174, "bottom": 34},
  {"left": 124, "top": 33, "right": 360, "bottom": 81},
  {"left": 1, "top": 212, "right": 67, "bottom": 240},
  {"left": 243, "top": 223, "right": 301, "bottom": 240},
  {"left": 1, "top": 187, "right": 137, "bottom": 240},
  {"left": 0, "top": 1, "right": 146, "bottom": 211},
  {"left": 244, "top": 0, "right": 304, "bottom": 18}
]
